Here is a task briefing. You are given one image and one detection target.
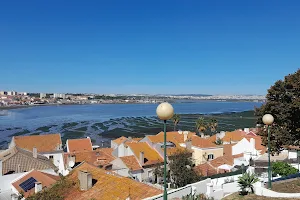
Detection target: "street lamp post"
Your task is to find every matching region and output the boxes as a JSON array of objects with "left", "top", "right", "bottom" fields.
[
  {"left": 262, "top": 114, "right": 274, "bottom": 189},
  {"left": 156, "top": 102, "right": 174, "bottom": 200}
]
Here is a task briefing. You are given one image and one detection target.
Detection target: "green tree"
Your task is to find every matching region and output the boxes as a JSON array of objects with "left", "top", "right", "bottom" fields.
[
  {"left": 196, "top": 117, "right": 207, "bottom": 137},
  {"left": 169, "top": 150, "right": 201, "bottom": 188},
  {"left": 272, "top": 162, "right": 298, "bottom": 177},
  {"left": 153, "top": 163, "right": 164, "bottom": 183},
  {"left": 255, "top": 69, "right": 300, "bottom": 153},
  {"left": 209, "top": 118, "right": 218, "bottom": 134},
  {"left": 172, "top": 114, "right": 181, "bottom": 131},
  {"left": 238, "top": 172, "right": 259, "bottom": 195}
]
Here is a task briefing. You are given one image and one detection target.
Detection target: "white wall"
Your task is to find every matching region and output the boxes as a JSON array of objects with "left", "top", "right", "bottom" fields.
[
  {"left": 232, "top": 138, "right": 257, "bottom": 156},
  {"left": 234, "top": 157, "right": 249, "bottom": 166},
  {"left": 111, "top": 141, "right": 118, "bottom": 149},
  {"left": 143, "top": 178, "right": 212, "bottom": 200},
  {"left": 43, "top": 152, "right": 67, "bottom": 175},
  {"left": 0, "top": 172, "right": 26, "bottom": 192},
  {"left": 211, "top": 174, "right": 241, "bottom": 186},
  {"left": 289, "top": 151, "right": 297, "bottom": 159},
  {"left": 131, "top": 170, "right": 143, "bottom": 182},
  {"left": 222, "top": 181, "right": 239, "bottom": 193},
  {"left": 111, "top": 158, "right": 143, "bottom": 181}
]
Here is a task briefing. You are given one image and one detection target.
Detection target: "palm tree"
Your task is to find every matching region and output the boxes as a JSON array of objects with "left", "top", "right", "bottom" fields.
[
  {"left": 209, "top": 118, "right": 218, "bottom": 133},
  {"left": 238, "top": 172, "right": 259, "bottom": 195},
  {"left": 195, "top": 117, "right": 207, "bottom": 137},
  {"left": 172, "top": 114, "right": 180, "bottom": 131}
]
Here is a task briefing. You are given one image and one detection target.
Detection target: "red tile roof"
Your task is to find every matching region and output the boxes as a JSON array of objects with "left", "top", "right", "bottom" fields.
[
  {"left": 194, "top": 163, "right": 217, "bottom": 176},
  {"left": 12, "top": 170, "right": 60, "bottom": 198},
  {"left": 112, "top": 136, "right": 128, "bottom": 145},
  {"left": 222, "top": 130, "right": 246, "bottom": 143},
  {"left": 120, "top": 156, "right": 143, "bottom": 171},
  {"left": 210, "top": 154, "right": 244, "bottom": 169},
  {"left": 63, "top": 162, "right": 162, "bottom": 200},
  {"left": 13, "top": 134, "right": 62, "bottom": 153},
  {"left": 148, "top": 131, "right": 196, "bottom": 145},
  {"left": 223, "top": 144, "right": 234, "bottom": 156},
  {"left": 67, "top": 138, "right": 93, "bottom": 153},
  {"left": 191, "top": 135, "right": 219, "bottom": 149},
  {"left": 64, "top": 148, "right": 115, "bottom": 168},
  {"left": 126, "top": 142, "right": 163, "bottom": 166}
]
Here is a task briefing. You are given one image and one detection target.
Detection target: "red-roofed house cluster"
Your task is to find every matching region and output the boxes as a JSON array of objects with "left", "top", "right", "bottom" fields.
[{"left": 0, "top": 127, "right": 275, "bottom": 199}]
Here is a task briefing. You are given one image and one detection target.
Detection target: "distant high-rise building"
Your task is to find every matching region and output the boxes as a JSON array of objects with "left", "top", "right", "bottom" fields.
[
  {"left": 53, "top": 93, "right": 66, "bottom": 99},
  {"left": 0, "top": 91, "right": 7, "bottom": 95},
  {"left": 7, "top": 91, "right": 17, "bottom": 96},
  {"left": 40, "top": 93, "right": 47, "bottom": 99}
]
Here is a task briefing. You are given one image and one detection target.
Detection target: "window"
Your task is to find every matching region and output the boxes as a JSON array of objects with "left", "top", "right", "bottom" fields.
[
  {"left": 49, "top": 155, "right": 54, "bottom": 162},
  {"left": 207, "top": 154, "right": 214, "bottom": 160}
]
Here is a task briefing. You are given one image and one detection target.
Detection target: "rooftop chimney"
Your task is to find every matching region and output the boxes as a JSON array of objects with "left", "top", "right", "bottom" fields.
[
  {"left": 200, "top": 132, "right": 204, "bottom": 138},
  {"left": 139, "top": 152, "right": 144, "bottom": 165},
  {"left": 183, "top": 131, "right": 188, "bottom": 141},
  {"left": 78, "top": 170, "right": 92, "bottom": 191},
  {"left": 185, "top": 139, "right": 192, "bottom": 150},
  {"left": 35, "top": 182, "right": 42, "bottom": 193},
  {"left": 33, "top": 147, "right": 37, "bottom": 159}
]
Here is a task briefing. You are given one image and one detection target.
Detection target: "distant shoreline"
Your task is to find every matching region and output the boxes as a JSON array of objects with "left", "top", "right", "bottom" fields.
[{"left": 0, "top": 99, "right": 263, "bottom": 111}]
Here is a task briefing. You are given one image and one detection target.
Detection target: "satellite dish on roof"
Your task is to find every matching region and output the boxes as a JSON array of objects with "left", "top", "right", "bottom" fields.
[{"left": 68, "top": 160, "right": 75, "bottom": 167}]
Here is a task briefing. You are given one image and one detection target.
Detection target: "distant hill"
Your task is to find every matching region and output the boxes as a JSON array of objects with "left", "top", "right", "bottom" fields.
[{"left": 167, "top": 94, "right": 212, "bottom": 97}]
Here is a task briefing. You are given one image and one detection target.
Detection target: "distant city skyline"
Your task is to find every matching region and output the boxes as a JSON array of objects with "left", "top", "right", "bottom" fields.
[{"left": 1, "top": 1, "right": 300, "bottom": 95}]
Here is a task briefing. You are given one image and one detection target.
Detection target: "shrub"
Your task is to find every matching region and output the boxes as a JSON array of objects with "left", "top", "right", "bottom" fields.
[
  {"left": 238, "top": 172, "right": 259, "bottom": 195},
  {"left": 182, "top": 193, "right": 214, "bottom": 200},
  {"left": 272, "top": 162, "right": 298, "bottom": 177}
]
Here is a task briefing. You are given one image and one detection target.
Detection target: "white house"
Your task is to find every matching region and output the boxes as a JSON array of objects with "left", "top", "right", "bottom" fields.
[
  {"left": 111, "top": 155, "right": 143, "bottom": 181},
  {"left": 224, "top": 137, "right": 266, "bottom": 162},
  {"left": 9, "top": 134, "right": 69, "bottom": 175}
]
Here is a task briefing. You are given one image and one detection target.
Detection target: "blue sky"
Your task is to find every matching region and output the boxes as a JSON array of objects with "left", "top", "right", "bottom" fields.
[{"left": 0, "top": 0, "right": 299, "bottom": 95}]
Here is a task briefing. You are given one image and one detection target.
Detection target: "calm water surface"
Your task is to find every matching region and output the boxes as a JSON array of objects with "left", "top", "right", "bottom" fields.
[{"left": 0, "top": 101, "right": 262, "bottom": 129}]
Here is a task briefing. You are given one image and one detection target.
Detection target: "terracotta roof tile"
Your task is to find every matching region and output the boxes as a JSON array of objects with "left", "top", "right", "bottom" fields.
[
  {"left": 67, "top": 138, "right": 93, "bottom": 153},
  {"left": 62, "top": 162, "right": 162, "bottom": 200},
  {"left": 112, "top": 136, "right": 128, "bottom": 145},
  {"left": 222, "top": 130, "right": 246, "bottom": 143},
  {"left": 0, "top": 147, "right": 57, "bottom": 175},
  {"left": 120, "top": 156, "right": 143, "bottom": 171},
  {"left": 194, "top": 163, "right": 217, "bottom": 176},
  {"left": 126, "top": 142, "right": 163, "bottom": 166},
  {"left": 132, "top": 137, "right": 142, "bottom": 142},
  {"left": 209, "top": 154, "right": 244, "bottom": 169},
  {"left": 13, "top": 134, "right": 62, "bottom": 153},
  {"left": 223, "top": 144, "right": 234, "bottom": 156},
  {"left": 191, "top": 135, "right": 219, "bottom": 149},
  {"left": 64, "top": 148, "right": 115, "bottom": 168},
  {"left": 148, "top": 131, "right": 196, "bottom": 145},
  {"left": 12, "top": 170, "right": 60, "bottom": 198}
]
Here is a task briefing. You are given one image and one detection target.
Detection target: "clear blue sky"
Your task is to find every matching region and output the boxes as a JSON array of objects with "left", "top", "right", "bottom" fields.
[{"left": 0, "top": 0, "right": 299, "bottom": 95}]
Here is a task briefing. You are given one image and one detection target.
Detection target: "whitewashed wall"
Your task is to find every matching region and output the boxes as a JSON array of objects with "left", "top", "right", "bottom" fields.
[
  {"left": 0, "top": 172, "right": 26, "bottom": 192},
  {"left": 143, "top": 178, "right": 212, "bottom": 200},
  {"left": 43, "top": 152, "right": 67, "bottom": 175}
]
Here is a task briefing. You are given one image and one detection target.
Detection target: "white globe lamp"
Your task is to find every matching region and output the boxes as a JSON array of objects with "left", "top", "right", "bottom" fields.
[
  {"left": 262, "top": 114, "right": 274, "bottom": 125},
  {"left": 156, "top": 102, "right": 174, "bottom": 120},
  {"left": 262, "top": 113, "right": 274, "bottom": 189},
  {"left": 156, "top": 102, "right": 174, "bottom": 200}
]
